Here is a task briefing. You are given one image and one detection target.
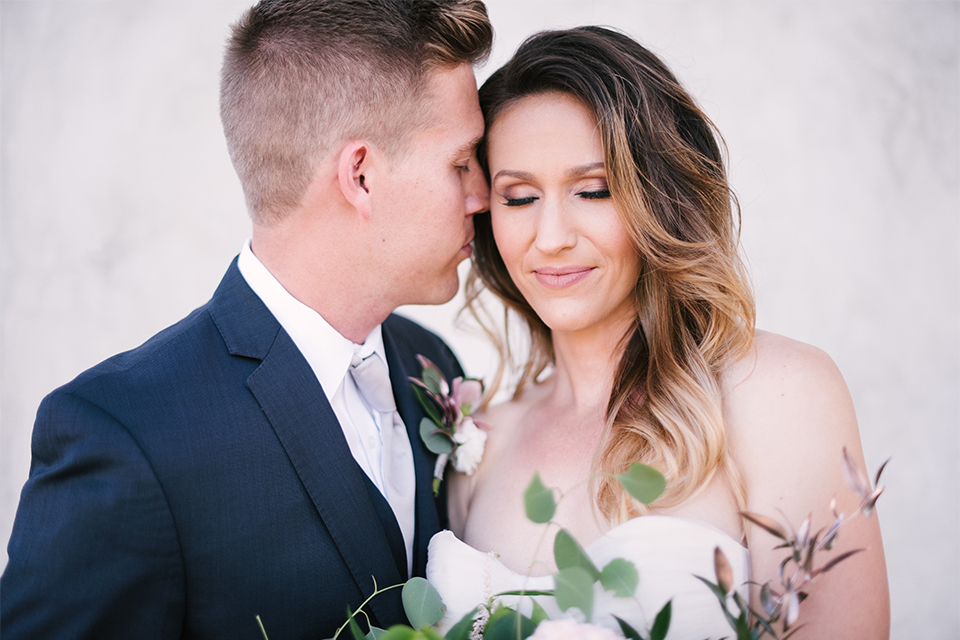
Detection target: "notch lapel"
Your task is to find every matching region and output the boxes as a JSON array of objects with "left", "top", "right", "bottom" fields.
[{"left": 209, "top": 262, "right": 404, "bottom": 626}]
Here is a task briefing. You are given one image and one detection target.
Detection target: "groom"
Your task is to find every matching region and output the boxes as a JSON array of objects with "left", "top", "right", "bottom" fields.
[{"left": 0, "top": 1, "right": 491, "bottom": 638}]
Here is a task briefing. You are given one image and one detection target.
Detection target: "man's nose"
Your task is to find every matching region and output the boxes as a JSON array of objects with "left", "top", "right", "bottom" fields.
[{"left": 464, "top": 158, "right": 490, "bottom": 216}]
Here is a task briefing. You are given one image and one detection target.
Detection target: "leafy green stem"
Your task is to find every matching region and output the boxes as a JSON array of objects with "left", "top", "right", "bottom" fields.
[{"left": 331, "top": 579, "right": 403, "bottom": 640}]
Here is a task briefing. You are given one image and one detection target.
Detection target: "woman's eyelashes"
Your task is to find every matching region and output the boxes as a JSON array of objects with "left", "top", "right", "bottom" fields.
[
  {"left": 496, "top": 182, "right": 609, "bottom": 207},
  {"left": 577, "top": 187, "right": 611, "bottom": 200},
  {"left": 502, "top": 195, "right": 539, "bottom": 207}
]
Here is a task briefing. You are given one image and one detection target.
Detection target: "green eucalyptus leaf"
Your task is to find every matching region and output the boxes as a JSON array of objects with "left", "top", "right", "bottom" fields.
[
  {"left": 617, "top": 463, "right": 666, "bottom": 505},
  {"left": 529, "top": 600, "right": 550, "bottom": 626},
  {"left": 422, "top": 366, "right": 445, "bottom": 396},
  {"left": 485, "top": 605, "right": 511, "bottom": 627},
  {"left": 554, "top": 529, "right": 601, "bottom": 580},
  {"left": 347, "top": 610, "right": 366, "bottom": 640},
  {"left": 376, "top": 627, "right": 418, "bottom": 640},
  {"left": 444, "top": 607, "right": 480, "bottom": 640},
  {"left": 412, "top": 386, "right": 443, "bottom": 426},
  {"left": 599, "top": 558, "right": 638, "bottom": 597},
  {"left": 523, "top": 473, "right": 555, "bottom": 524},
  {"left": 650, "top": 600, "right": 672, "bottom": 640},
  {"left": 554, "top": 566, "right": 595, "bottom": 621},
  {"left": 613, "top": 616, "right": 644, "bottom": 640},
  {"left": 731, "top": 591, "right": 749, "bottom": 617},
  {"left": 402, "top": 577, "right": 444, "bottom": 630},
  {"left": 482, "top": 609, "right": 536, "bottom": 640},
  {"left": 734, "top": 611, "right": 752, "bottom": 640},
  {"left": 366, "top": 627, "right": 387, "bottom": 640},
  {"left": 419, "top": 419, "right": 454, "bottom": 455}
]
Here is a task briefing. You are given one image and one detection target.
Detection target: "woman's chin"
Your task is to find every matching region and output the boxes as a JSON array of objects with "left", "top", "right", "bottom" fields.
[{"left": 531, "top": 300, "right": 636, "bottom": 339}]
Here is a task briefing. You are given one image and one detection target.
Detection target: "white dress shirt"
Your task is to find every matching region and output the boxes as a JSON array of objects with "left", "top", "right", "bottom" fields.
[{"left": 237, "top": 240, "right": 414, "bottom": 575}]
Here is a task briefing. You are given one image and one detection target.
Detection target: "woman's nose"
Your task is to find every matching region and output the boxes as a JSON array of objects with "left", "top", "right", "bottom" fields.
[{"left": 534, "top": 200, "right": 576, "bottom": 254}]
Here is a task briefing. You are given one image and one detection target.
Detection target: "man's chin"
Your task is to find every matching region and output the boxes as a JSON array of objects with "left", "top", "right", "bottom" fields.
[{"left": 406, "top": 276, "right": 460, "bottom": 307}]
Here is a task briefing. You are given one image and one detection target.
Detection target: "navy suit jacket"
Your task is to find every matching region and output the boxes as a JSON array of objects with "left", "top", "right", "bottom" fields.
[{"left": 1, "top": 260, "right": 460, "bottom": 639}]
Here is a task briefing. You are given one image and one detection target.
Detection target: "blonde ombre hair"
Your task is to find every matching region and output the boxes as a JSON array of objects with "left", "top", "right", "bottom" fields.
[{"left": 467, "top": 27, "right": 755, "bottom": 522}]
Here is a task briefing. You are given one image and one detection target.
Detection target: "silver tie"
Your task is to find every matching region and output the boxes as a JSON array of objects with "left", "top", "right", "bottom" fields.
[{"left": 349, "top": 352, "right": 416, "bottom": 577}]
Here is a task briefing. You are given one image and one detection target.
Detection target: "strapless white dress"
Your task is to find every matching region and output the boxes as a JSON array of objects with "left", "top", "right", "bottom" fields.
[{"left": 426, "top": 516, "right": 749, "bottom": 640}]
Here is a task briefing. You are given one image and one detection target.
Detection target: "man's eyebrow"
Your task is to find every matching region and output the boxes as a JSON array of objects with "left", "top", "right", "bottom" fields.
[{"left": 454, "top": 135, "right": 484, "bottom": 159}]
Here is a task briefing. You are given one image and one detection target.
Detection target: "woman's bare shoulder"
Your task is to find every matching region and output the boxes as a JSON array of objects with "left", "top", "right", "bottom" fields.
[
  {"left": 723, "top": 331, "right": 852, "bottom": 433},
  {"left": 721, "top": 339, "right": 889, "bottom": 637},
  {"left": 721, "top": 330, "right": 863, "bottom": 508},
  {"left": 723, "top": 330, "right": 844, "bottom": 396}
]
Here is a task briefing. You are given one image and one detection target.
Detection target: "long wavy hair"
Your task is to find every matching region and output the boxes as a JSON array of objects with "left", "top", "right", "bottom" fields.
[{"left": 465, "top": 26, "right": 755, "bottom": 522}]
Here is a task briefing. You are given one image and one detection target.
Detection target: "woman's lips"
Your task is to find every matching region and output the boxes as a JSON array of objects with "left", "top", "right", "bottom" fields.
[{"left": 533, "top": 266, "right": 594, "bottom": 289}]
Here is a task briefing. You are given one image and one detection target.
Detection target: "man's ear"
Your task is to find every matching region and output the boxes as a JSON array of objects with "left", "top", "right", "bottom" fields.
[{"left": 338, "top": 140, "right": 374, "bottom": 220}]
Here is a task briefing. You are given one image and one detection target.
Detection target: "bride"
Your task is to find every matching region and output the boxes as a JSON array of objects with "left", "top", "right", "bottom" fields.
[{"left": 427, "top": 27, "right": 889, "bottom": 639}]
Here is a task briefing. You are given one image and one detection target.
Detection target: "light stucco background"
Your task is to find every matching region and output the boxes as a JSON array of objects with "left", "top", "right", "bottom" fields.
[{"left": 2, "top": 1, "right": 957, "bottom": 637}]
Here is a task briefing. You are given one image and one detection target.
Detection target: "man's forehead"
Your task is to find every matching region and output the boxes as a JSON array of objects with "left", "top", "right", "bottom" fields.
[{"left": 407, "top": 64, "right": 481, "bottom": 143}]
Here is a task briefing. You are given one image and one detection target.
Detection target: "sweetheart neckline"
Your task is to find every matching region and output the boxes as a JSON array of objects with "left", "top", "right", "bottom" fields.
[
  {"left": 428, "top": 513, "right": 753, "bottom": 637},
  {"left": 433, "top": 514, "right": 749, "bottom": 581},
  {"left": 584, "top": 514, "right": 747, "bottom": 551}
]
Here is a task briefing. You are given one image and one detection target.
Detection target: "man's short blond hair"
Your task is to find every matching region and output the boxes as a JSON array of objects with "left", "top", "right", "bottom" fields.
[{"left": 220, "top": 0, "right": 492, "bottom": 224}]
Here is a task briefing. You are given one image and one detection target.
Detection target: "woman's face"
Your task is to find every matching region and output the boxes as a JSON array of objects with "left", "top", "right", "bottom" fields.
[{"left": 486, "top": 92, "right": 641, "bottom": 337}]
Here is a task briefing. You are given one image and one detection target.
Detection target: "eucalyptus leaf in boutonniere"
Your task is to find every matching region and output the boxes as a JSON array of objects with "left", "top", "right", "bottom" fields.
[{"left": 409, "top": 355, "right": 488, "bottom": 495}]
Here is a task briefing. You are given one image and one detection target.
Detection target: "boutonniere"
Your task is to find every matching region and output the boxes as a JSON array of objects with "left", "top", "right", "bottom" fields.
[{"left": 409, "top": 355, "right": 488, "bottom": 496}]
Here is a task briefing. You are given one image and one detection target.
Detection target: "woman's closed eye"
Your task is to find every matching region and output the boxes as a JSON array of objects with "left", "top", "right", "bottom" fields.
[
  {"left": 577, "top": 188, "right": 611, "bottom": 200},
  {"left": 502, "top": 195, "right": 539, "bottom": 207}
]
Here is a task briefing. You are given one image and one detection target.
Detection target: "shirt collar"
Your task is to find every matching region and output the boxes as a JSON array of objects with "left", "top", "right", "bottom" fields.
[{"left": 237, "top": 239, "right": 386, "bottom": 399}]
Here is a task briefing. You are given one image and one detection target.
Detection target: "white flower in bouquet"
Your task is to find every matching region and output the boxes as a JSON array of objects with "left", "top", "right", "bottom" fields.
[
  {"left": 528, "top": 619, "right": 621, "bottom": 640},
  {"left": 451, "top": 416, "right": 487, "bottom": 475}
]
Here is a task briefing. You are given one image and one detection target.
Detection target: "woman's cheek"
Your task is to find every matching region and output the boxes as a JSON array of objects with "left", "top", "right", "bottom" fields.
[{"left": 491, "top": 212, "right": 514, "bottom": 259}]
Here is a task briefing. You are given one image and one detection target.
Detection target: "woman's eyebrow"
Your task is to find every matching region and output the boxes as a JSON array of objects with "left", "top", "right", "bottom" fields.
[
  {"left": 567, "top": 161, "right": 605, "bottom": 177},
  {"left": 493, "top": 163, "right": 606, "bottom": 182},
  {"left": 492, "top": 169, "right": 535, "bottom": 181}
]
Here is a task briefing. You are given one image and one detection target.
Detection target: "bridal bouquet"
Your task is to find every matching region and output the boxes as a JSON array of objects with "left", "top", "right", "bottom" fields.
[{"left": 275, "top": 450, "right": 887, "bottom": 640}]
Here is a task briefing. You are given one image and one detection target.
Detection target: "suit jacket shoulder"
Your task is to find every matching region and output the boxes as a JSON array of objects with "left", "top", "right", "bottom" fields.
[{"left": 1, "top": 261, "right": 432, "bottom": 639}]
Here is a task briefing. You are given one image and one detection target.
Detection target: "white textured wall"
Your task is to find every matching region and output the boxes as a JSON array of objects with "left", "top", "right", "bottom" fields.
[{"left": 2, "top": 2, "right": 957, "bottom": 637}]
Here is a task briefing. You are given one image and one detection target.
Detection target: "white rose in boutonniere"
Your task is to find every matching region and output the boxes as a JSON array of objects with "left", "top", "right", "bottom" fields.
[
  {"left": 451, "top": 416, "right": 487, "bottom": 475},
  {"left": 409, "top": 356, "right": 488, "bottom": 495}
]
